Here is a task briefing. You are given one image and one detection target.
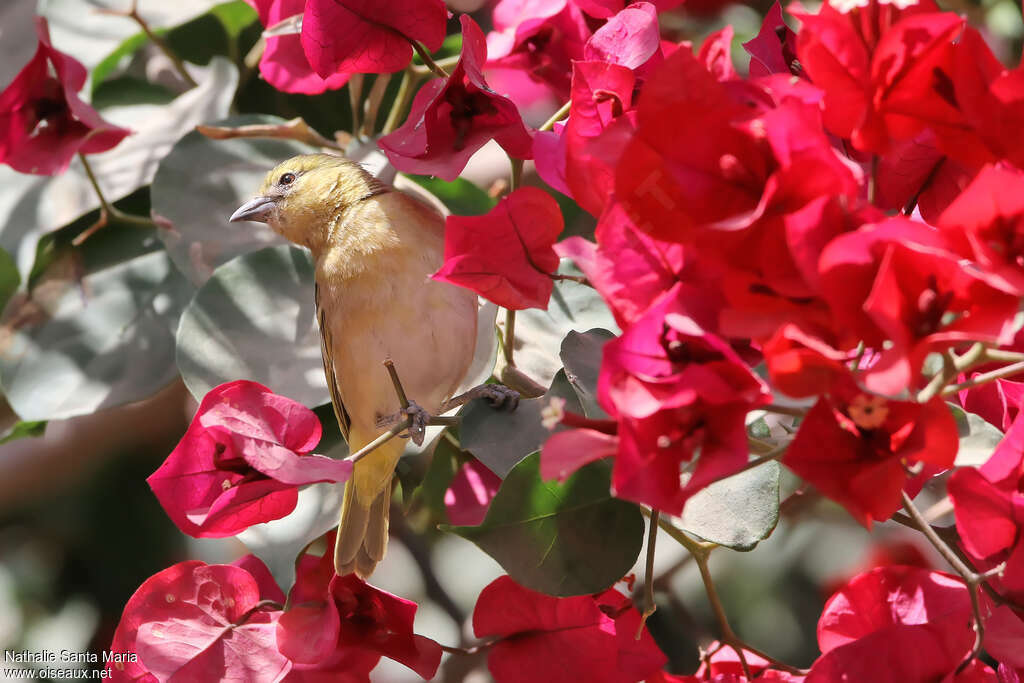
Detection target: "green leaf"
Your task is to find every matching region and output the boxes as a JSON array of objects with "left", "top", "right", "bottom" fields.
[
  {"left": 151, "top": 114, "right": 305, "bottom": 286},
  {"left": 404, "top": 176, "right": 497, "bottom": 216},
  {"left": 0, "top": 420, "right": 46, "bottom": 445},
  {"left": 445, "top": 453, "right": 644, "bottom": 596},
  {"left": 949, "top": 403, "right": 1005, "bottom": 467},
  {"left": 677, "top": 461, "right": 781, "bottom": 551},
  {"left": 0, "top": 226, "right": 193, "bottom": 421},
  {"left": 460, "top": 370, "right": 582, "bottom": 478},
  {"left": 0, "top": 246, "right": 21, "bottom": 315},
  {"left": 210, "top": 0, "right": 259, "bottom": 38},
  {"left": 176, "top": 244, "right": 328, "bottom": 407},
  {"left": 514, "top": 262, "right": 619, "bottom": 388},
  {"left": 559, "top": 328, "right": 614, "bottom": 418},
  {"left": 90, "top": 32, "right": 151, "bottom": 91},
  {"left": 0, "top": 58, "right": 236, "bottom": 289},
  {"left": 41, "top": 0, "right": 225, "bottom": 75},
  {"left": 414, "top": 433, "right": 462, "bottom": 519}
]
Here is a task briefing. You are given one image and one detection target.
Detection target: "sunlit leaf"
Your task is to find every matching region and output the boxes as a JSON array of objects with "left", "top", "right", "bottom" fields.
[
  {"left": 176, "top": 244, "right": 328, "bottom": 406},
  {"left": 445, "top": 453, "right": 643, "bottom": 596}
]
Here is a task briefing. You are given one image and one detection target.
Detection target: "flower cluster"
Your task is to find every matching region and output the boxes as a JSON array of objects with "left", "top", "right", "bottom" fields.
[{"left": 7, "top": 0, "right": 1019, "bottom": 679}]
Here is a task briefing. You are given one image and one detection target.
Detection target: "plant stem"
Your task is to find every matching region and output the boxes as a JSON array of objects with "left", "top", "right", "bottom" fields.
[
  {"left": 361, "top": 73, "right": 393, "bottom": 137},
  {"left": 348, "top": 74, "right": 365, "bottom": 138},
  {"left": 539, "top": 100, "right": 572, "bottom": 132},
  {"left": 900, "top": 492, "right": 989, "bottom": 673},
  {"left": 383, "top": 68, "right": 421, "bottom": 135},
  {"left": 439, "top": 640, "right": 497, "bottom": 655},
  {"left": 645, "top": 509, "right": 806, "bottom": 677},
  {"left": 509, "top": 157, "right": 524, "bottom": 192},
  {"left": 761, "top": 404, "right": 807, "bottom": 417},
  {"left": 637, "top": 510, "right": 659, "bottom": 639},
  {"left": 73, "top": 154, "right": 154, "bottom": 245},
  {"left": 343, "top": 420, "right": 410, "bottom": 465},
  {"left": 98, "top": 1, "right": 198, "bottom": 88},
  {"left": 80, "top": 153, "right": 113, "bottom": 216},
  {"left": 503, "top": 309, "right": 516, "bottom": 367},
  {"left": 410, "top": 40, "right": 449, "bottom": 78},
  {"left": 196, "top": 117, "right": 342, "bottom": 149},
  {"left": 943, "top": 360, "right": 1024, "bottom": 396}
]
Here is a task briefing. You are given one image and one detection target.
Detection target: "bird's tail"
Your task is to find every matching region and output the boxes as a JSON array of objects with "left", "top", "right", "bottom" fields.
[{"left": 334, "top": 431, "right": 403, "bottom": 577}]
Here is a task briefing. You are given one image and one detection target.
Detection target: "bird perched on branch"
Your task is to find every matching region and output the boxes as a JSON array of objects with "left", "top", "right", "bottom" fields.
[{"left": 231, "top": 153, "right": 517, "bottom": 577}]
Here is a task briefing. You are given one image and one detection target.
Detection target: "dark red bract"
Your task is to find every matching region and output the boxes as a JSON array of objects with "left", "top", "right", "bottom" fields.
[
  {"left": 147, "top": 380, "right": 350, "bottom": 538},
  {"left": 473, "top": 576, "right": 666, "bottom": 683},
  {"left": 379, "top": 15, "right": 533, "bottom": 181},
  {"left": 300, "top": 0, "right": 447, "bottom": 76},
  {"left": 433, "top": 186, "right": 563, "bottom": 309},
  {"left": 0, "top": 17, "right": 129, "bottom": 175}
]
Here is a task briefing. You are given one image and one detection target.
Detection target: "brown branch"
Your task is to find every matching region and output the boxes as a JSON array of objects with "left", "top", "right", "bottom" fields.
[
  {"left": 410, "top": 40, "right": 449, "bottom": 78},
  {"left": 96, "top": 1, "right": 197, "bottom": 88},
  {"left": 900, "top": 492, "right": 992, "bottom": 674},
  {"left": 637, "top": 509, "right": 659, "bottom": 639},
  {"left": 196, "top": 117, "right": 342, "bottom": 150},
  {"left": 642, "top": 509, "right": 806, "bottom": 677}
]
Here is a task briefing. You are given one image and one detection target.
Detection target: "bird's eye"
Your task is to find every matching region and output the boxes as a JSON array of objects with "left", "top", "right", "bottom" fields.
[{"left": 279, "top": 172, "right": 296, "bottom": 186}]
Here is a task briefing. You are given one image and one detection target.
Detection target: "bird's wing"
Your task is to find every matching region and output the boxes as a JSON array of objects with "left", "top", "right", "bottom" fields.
[{"left": 315, "top": 281, "right": 351, "bottom": 443}]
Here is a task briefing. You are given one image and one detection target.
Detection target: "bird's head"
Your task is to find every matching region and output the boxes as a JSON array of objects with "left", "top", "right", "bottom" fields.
[{"left": 229, "top": 153, "right": 385, "bottom": 248}]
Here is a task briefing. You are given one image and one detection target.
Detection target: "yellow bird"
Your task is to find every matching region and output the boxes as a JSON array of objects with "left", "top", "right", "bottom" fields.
[{"left": 231, "top": 153, "right": 515, "bottom": 577}]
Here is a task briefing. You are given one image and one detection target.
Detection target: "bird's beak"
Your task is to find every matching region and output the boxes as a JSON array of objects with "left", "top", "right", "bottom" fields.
[{"left": 230, "top": 195, "right": 276, "bottom": 223}]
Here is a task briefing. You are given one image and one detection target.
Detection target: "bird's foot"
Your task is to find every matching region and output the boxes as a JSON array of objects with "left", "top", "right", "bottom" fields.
[
  {"left": 441, "top": 383, "right": 520, "bottom": 413},
  {"left": 376, "top": 400, "right": 431, "bottom": 446}
]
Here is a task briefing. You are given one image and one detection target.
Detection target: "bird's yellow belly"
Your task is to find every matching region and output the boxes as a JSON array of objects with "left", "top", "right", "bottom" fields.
[{"left": 324, "top": 274, "right": 477, "bottom": 437}]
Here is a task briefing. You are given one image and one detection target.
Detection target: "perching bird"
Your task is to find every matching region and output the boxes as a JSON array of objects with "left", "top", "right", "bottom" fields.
[{"left": 231, "top": 153, "right": 516, "bottom": 577}]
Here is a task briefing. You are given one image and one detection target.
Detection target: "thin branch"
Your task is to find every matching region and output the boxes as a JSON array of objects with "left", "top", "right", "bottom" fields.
[
  {"left": 645, "top": 509, "right": 806, "bottom": 677},
  {"left": 97, "top": 1, "right": 197, "bottom": 88},
  {"left": 343, "top": 420, "right": 410, "bottom": 465},
  {"left": 385, "top": 359, "right": 410, "bottom": 409},
  {"left": 383, "top": 68, "right": 422, "bottom": 135},
  {"left": 509, "top": 157, "right": 524, "bottom": 192},
  {"left": 73, "top": 154, "right": 154, "bottom": 245},
  {"left": 362, "top": 73, "right": 394, "bottom": 137},
  {"left": 503, "top": 309, "right": 516, "bottom": 367},
  {"left": 348, "top": 74, "right": 365, "bottom": 138},
  {"left": 439, "top": 640, "right": 497, "bottom": 656},
  {"left": 982, "top": 348, "right": 1024, "bottom": 363},
  {"left": 550, "top": 272, "right": 593, "bottom": 288},
  {"left": 637, "top": 510, "right": 659, "bottom": 639},
  {"left": 196, "top": 117, "right": 342, "bottom": 149},
  {"left": 761, "top": 404, "right": 807, "bottom": 418},
  {"left": 410, "top": 40, "right": 449, "bottom": 78},
  {"left": 539, "top": 100, "right": 572, "bottom": 133},
  {"left": 901, "top": 492, "right": 989, "bottom": 674},
  {"left": 411, "top": 55, "right": 460, "bottom": 77},
  {"left": 943, "top": 360, "right": 1024, "bottom": 396}
]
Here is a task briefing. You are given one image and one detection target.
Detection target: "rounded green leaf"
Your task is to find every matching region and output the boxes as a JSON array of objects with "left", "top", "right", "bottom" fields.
[
  {"left": 151, "top": 114, "right": 305, "bottom": 286},
  {"left": 678, "top": 461, "right": 781, "bottom": 551},
  {"left": 460, "top": 370, "right": 582, "bottom": 478},
  {"left": 559, "top": 328, "right": 614, "bottom": 418},
  {"left": 949, "top": 403, "right": 1005, "bottom": 467},
  {"left": 176, "top": 244, "right": 328, "bottom": 406},
  {"left": 0, "top": 228, "right": 192, "bottom": 421},
  {"left": 513, "top": 263, "right": 619, "bottom": 388},
  {"left": 445, "top": 453, "right": 644, "bottom": 596}
]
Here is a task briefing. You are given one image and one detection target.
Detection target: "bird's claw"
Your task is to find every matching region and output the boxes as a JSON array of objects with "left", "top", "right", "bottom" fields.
[
  {"left": 375, "top": 400, "right": 431, "bottom": 446},
  {"left": 403, "top": 400, "right": 429, "bottom": 446},
  {"left": 480, "top": 384, "right": 520, "bottom": 412}
]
